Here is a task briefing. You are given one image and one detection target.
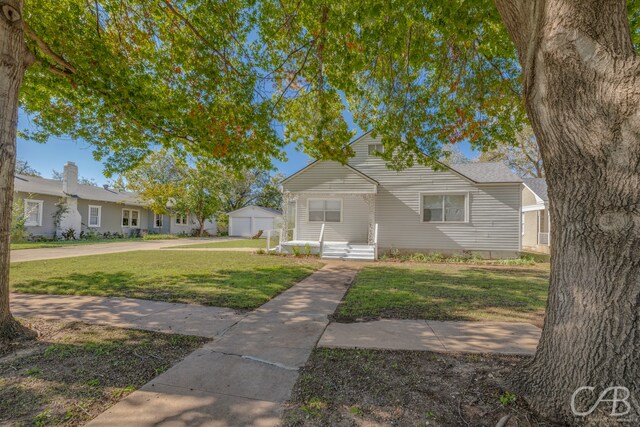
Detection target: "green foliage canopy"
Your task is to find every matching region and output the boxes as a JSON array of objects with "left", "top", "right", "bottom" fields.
[
  {"left": 21, "top": 0, "right": 281, "bottom": 175},
  {"left": 20, "top": 1, "right": 640, "bottom": 174}
]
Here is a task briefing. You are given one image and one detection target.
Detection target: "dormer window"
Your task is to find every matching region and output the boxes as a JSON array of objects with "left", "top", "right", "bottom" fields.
[{"left": 368, "top": 144, "right": 384, "bottom": 155}]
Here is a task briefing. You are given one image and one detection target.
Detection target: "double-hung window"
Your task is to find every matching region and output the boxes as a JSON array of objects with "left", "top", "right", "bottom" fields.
[
  {"left": 368, "top": 144, "right": 384, "bottom": 155},
  {"left": 88, "top": 205, "right": 101, "bottom": 227},
  {"left": 308, "top": 199, "right": 342, "bottom": 222},
  {"left": 175, "top": 214, "right": 188, "bottom": 225},
  {"left": 122, "top": 209, "right": 139, "bottom": 227},
  {"left": 154, "top": 213, "right": 163, "bottom": 228},
  {"left": 24, "top": 199, "right": 43, "bottom": 227},
  {"left": 422, "top": 194, "right": 468, "bottom": 222}
]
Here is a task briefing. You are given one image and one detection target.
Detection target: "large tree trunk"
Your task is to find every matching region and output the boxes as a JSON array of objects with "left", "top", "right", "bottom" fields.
[
  {"left": 495, "top": 0, "right": 640, "bottom": 423},
  {"left": 0, "top": 0, "right": 33, "bottom": 340}
]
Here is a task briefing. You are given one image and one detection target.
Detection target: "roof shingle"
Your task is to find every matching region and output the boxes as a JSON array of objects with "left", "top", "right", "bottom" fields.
[
  {"left": 448, "top": 162, "right": 523, "bottom": 183},
  {"left": 14, "top": 174, "right": 144, "bottom": 206}
]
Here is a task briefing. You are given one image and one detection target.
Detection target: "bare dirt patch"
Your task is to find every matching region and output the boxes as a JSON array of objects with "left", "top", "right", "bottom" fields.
[
  {"left": 283, "top": 348, "right": 557, "bottom": 427},
  {"left": 0, "top": 317, "right": 207, "bottom": 426}
]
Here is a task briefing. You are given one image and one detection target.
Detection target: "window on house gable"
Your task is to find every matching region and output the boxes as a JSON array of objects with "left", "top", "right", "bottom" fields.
[
  {"left": 154, "top": 213, "right": 163, "bottom": 228},
  {"left": 175, "top": 214, "right": 188, "bottom": 225},
  {"left": 368, "top": 144, "right": 384, "bottom": 155},
  {"left": 88, "top": 205, "right": 101, "bottom": 227},
  {"left": 24, "top": 199, "right": 43, "bottom": 227},
  {"left": 422, "top": 194, "right": 467, "bottom": 222},
  {"left": 308, "top": 199, "right": 341, "bottom": 222}
]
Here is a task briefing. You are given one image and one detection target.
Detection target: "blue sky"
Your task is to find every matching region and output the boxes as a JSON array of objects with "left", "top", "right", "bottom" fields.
[{"left": 17, "top": 109, "right": 478, "bottom": 185}]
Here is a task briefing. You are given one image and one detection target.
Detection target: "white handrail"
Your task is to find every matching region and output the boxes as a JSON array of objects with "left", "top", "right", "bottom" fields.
[
  {"left": 374, "top": 223, "right": 379, "bottom": 260},
  {"left": 266, "top": 230, "right": 271, "bottom": 251},
  {"left": 319, "top": 223, "right": 325, "bottom": 258}
]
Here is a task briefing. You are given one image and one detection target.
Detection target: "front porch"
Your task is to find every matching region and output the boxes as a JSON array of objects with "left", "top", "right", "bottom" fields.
[
  {"left": 522, "top": 206, "right": 551, "bottom": 254},
  {"left": 276, "top": 191, "right": 379, "bottom": 261}
]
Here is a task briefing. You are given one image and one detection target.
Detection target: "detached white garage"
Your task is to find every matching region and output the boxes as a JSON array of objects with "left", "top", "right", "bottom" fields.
[{"left": 228, "top": 205, "right": 283, "bottom": 238}]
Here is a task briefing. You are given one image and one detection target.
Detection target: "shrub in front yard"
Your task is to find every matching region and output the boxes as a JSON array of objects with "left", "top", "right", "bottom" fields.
[
  {"left": 378, "top": 250, "right": 537, "bottom": 266},
  {"left": 142, "top": 233, "right": 180, "bottom": 240}
]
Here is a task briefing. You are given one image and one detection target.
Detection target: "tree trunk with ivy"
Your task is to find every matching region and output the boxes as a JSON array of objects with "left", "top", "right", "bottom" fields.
[
  {"left": 495, "top": 0, "right": 640, "bottom": 423},
  {"left": 0, "top": 0, "right": 35, "bottom": 340}
]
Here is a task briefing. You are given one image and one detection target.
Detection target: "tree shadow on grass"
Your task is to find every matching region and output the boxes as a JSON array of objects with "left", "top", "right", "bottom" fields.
[
  {"left": 335, "top": 266, "right": 549, "bottom": 325},
  {"left": 11, "top": 266, "right": 317, "bottom": 310},
  {"left": 0, "top": 320, "right": 205, "bottom": 426}
]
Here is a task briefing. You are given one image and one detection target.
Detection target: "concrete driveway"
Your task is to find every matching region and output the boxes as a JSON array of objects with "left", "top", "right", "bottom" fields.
[{"left": 10, "top": 238, "right": 232, "bottom": 263}]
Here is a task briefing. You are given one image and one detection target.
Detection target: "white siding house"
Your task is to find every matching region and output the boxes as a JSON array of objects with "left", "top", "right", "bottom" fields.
[{"left": 281, "top": 133, "right": 524, "bottom": 259}]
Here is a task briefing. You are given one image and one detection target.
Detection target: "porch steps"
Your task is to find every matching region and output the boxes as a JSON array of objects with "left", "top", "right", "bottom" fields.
[{"left": 321, "top": 244, "right": 375, "bottom": 262}]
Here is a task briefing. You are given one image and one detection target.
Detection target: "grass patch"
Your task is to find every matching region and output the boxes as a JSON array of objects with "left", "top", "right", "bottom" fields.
[
  {"left": 142, "top": 234, "right": 180, "bottom": 240},
  {"left": 174, "top": 239, "right": 267, "bottom": 249},
  {"left": 0, "top": 318, "right": 205, "bottom": 427},
  {"left": 11, "top": 251, "right": 322, "bottom": 309},
  {"left": 283, "top": 348, "right": 550, "bottom": 426},
  {"left": 10, "top": 239, "right": 140, "bottom": 251},
  {"left": 335, "top": 263, "right": 549, "bottom": 326}
]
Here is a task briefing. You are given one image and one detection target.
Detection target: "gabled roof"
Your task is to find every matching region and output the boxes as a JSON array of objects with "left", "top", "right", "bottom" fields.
[
  {"left": 281, "top": 160, "right": 379, "bottom": 186},
  {"left": 14, "top": 174, "right": 144, "bottom": 206},
  {"left": 282, "top": 132, "right": 523, "bottom": 185},
  {"left": 448, "top": 162, "right": 523, "bottom": 183},
  {"left": 523, "top": 178, "right": 548, "bottom": 202},
  {"left": 228, "top": 205, "right": 283, "bottom": 216}
]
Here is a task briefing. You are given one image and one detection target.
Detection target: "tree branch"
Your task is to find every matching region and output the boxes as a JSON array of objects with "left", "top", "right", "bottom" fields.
[
  {"left": 23, "top": 21, "right": 77, "bottom": 74},
  {"left": 161, "top": 0, "right": 240, "bottom": 76}
]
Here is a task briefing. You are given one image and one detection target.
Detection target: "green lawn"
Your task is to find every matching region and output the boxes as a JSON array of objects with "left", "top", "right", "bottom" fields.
[
  {"left": 10, "top": 239, "right": 141, "bottom": 250},
  {"left": 10, "top": 251, "right": 322, "bottom": 309},
  {"left": 335, "top": 263, "right": 549, "bottom": 326},
  {"left": 174, "top": 239, "right": 268, "bottom": 249}
]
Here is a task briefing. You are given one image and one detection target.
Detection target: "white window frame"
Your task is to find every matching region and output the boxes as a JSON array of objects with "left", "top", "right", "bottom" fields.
[
  {"left": 154, "top": 213, "right": 163, "bottom": 228},
  {"left": 368, "top": 144, "right": 384, "bottom": 155},
  {"left": 419, "top": 192, "right": 469, "bottom": 223},
  {"left": 88, "top": 205, "right": 102, "bottom": 228},
  {"left": 175, "top": 213, "right": 189, "bottom": 225},
  {"left": 24, "top": 199, "right": 44, "bottom": 227},
  {"left": 307, "top": 198, "right": 343, "bottom": 223},
  {"left": 122, "top": 208, "right": 140, "bottom": 227}
]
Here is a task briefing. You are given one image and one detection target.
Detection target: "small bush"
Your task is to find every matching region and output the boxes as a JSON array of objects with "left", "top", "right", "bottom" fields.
[
  {"left": 10, "top": 198, "right": 28, "bottom": 242},
  {"left": 61, "top": 228, "right": 76, "bottom": 240},
  {"left": 495, "top": 255, "right": 536, "bottom": 266},
  {"left": 142, "top": 233, "right": 179, "bottom": 240},
  {"left": 80, "top": 229, "right": 101, "bottom": 240}
]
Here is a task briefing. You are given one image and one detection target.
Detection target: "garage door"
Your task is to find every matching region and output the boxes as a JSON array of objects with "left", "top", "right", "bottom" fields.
[
  {"left": 230, "top": 217, "right": 251, "bottom": 237},
  {"left": 253, "top": 217, "right": 275, "bottom": 234}
]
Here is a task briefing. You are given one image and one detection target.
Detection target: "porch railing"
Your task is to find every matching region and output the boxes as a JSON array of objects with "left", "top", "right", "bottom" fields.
[
  {"left": 318, "top": 223, "right": 326, "bottom": 258},
  {"left": 538, "top": 232, "right": 550, "bottom": 246},
  {"left": 374, "top": 223, "right": 379, "bottom": 260},
  {"left": 266, "top": 229, "right": 280, "bottom": 252}
]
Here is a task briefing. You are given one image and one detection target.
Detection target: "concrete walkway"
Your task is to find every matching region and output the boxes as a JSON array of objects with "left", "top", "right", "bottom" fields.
[
  {"left": 11, "top": 293, "right": 243, "bottom": 338},
  {"left": 87, "top": 263, "right": 358, "bottom": 427},
  {"left": 319, "top": 318, "right": 541, "bottom": 355},
  {"left": 10, "top": 238, "right": 235, "bottom": 263}
]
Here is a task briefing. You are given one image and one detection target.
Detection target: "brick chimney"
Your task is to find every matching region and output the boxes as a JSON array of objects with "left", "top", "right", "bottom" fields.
[{"left": 62, "top": 161, "right": 78, "bottom": 195}]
